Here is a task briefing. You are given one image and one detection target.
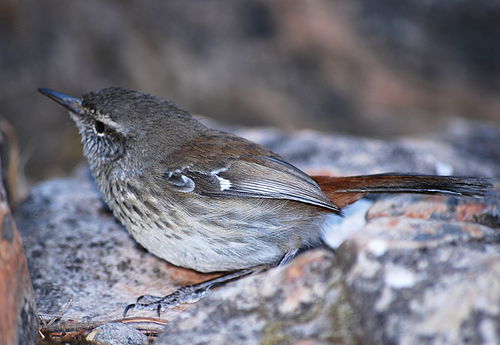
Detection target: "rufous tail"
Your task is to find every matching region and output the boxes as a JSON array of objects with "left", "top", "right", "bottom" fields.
[{"left": 312, "top": 174, "right": 492, "bottom": 209}]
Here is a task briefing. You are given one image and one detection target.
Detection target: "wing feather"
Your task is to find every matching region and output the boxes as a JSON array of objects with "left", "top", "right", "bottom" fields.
[
  {"left": 169, "top": 156, "right": 340, "bottom": 212},
  {"left": 158, "top": 131, "right": 340, "bottom": 212}
]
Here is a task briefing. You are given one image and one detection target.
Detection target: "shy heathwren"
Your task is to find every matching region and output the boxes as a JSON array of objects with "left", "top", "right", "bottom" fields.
[{"left": 39, "top": 87, "right": 491, "bottom": 273}]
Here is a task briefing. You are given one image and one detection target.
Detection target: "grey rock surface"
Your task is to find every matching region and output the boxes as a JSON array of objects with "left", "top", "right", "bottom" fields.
[
  {"left": 156, "top": 250, "right": 347, "bottom": 345},
  {"left": 340, "top": 197, "right": 500, "bottom": 345},
  {"left": 86, "top": 322, "right": 148, "bottom": 345},
  {"left": 15, "top": 120, "right": 499, "bottom": 344}
]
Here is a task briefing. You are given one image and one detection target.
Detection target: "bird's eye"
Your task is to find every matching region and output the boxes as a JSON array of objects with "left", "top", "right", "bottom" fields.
[{"left": 94, "top": 121, "right": 105, "bottom": 134}]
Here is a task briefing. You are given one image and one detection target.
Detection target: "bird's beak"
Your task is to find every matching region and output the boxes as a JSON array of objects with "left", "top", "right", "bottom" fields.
[{"left": 38, "top": 88, "right": 84, "bottom": 115}]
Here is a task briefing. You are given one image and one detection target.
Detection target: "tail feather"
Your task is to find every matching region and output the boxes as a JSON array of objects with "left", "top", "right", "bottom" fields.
[{"left": 312, "top": 174, "right": 492, "bottom": 209}]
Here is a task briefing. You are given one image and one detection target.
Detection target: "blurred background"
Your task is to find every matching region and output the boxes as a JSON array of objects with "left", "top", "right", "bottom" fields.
[{"left": 1, "top": 0, "right": 499, "bottom": 185}]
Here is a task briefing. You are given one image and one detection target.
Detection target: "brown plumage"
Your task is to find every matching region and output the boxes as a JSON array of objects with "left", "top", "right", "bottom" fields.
[{"left": 312, "top": 174, "right": 491, "bottom": 209}]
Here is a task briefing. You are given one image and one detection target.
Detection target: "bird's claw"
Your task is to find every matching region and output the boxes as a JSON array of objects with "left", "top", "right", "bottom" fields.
[
  {"left": 123, "top": 286, "right": 213, "bottom": 317},
  {"left": 122, "top": 269, "right": 257, "bottom": 317}
]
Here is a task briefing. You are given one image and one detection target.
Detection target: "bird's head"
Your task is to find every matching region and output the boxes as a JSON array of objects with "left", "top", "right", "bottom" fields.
[{"left": 39, "top": 87, "right": 206, "bottom": 176}]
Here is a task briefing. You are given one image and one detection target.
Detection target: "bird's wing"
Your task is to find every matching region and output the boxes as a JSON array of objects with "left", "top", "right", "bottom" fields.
[{"left": 157, "top": 130, "right": 340, "bottom": 212}]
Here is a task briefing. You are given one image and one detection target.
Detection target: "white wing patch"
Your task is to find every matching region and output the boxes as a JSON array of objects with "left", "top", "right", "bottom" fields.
[{"left": 215, "top": 175, "right": 232, "bottom": 191}]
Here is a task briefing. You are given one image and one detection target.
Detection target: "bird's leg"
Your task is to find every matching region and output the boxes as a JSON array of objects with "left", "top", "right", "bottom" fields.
[
  {"left": 123, "top": 266, "right": 266, "bottom": 317},
  {"left": 124, "top": 249, "right": 306, "bottom": 316}
]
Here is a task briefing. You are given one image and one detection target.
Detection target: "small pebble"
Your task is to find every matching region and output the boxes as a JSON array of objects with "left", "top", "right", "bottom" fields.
[{"left": 86, "top": 322, "right": 148, "bottom": 345}]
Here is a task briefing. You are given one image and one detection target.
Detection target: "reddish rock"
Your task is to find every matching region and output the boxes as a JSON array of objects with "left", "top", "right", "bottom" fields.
[{"left": 0, "top": 189, "right": 38, "bottom": 345}]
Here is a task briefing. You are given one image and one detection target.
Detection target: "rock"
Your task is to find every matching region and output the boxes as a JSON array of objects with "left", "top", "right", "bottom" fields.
[
  {"left": 0, "top": 188, "right": 39, "bottom": 345},
  {"left": 86, "top": 322, "right": 148, "bottom": 345},
  {"left": 345, "top": 246, "right": 498, "bottom": 345},
  {"left": 15, "top": 121, "right": 499, "bottom": 344},
  {"left": 155, "top": 250, "right": 348, "bottom": 345},
  {"left": 0, "top": 129, "right": 38, "bottom": 345},
  {"left": 338, "top": 195, "right": 499, "bottom": 345}
]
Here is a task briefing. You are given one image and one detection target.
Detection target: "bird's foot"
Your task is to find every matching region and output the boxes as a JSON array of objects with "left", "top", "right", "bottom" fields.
[
  {"left": 123, "top": 268, "right": 257, "bottom": 317},
  {"left": 123, "top": 285, "right": 211, "bottom": 317}
]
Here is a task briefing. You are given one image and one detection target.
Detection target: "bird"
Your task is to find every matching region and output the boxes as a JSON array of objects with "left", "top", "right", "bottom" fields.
[{"left": 38, "top": 87, "right": 492, "bottom": 275}]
